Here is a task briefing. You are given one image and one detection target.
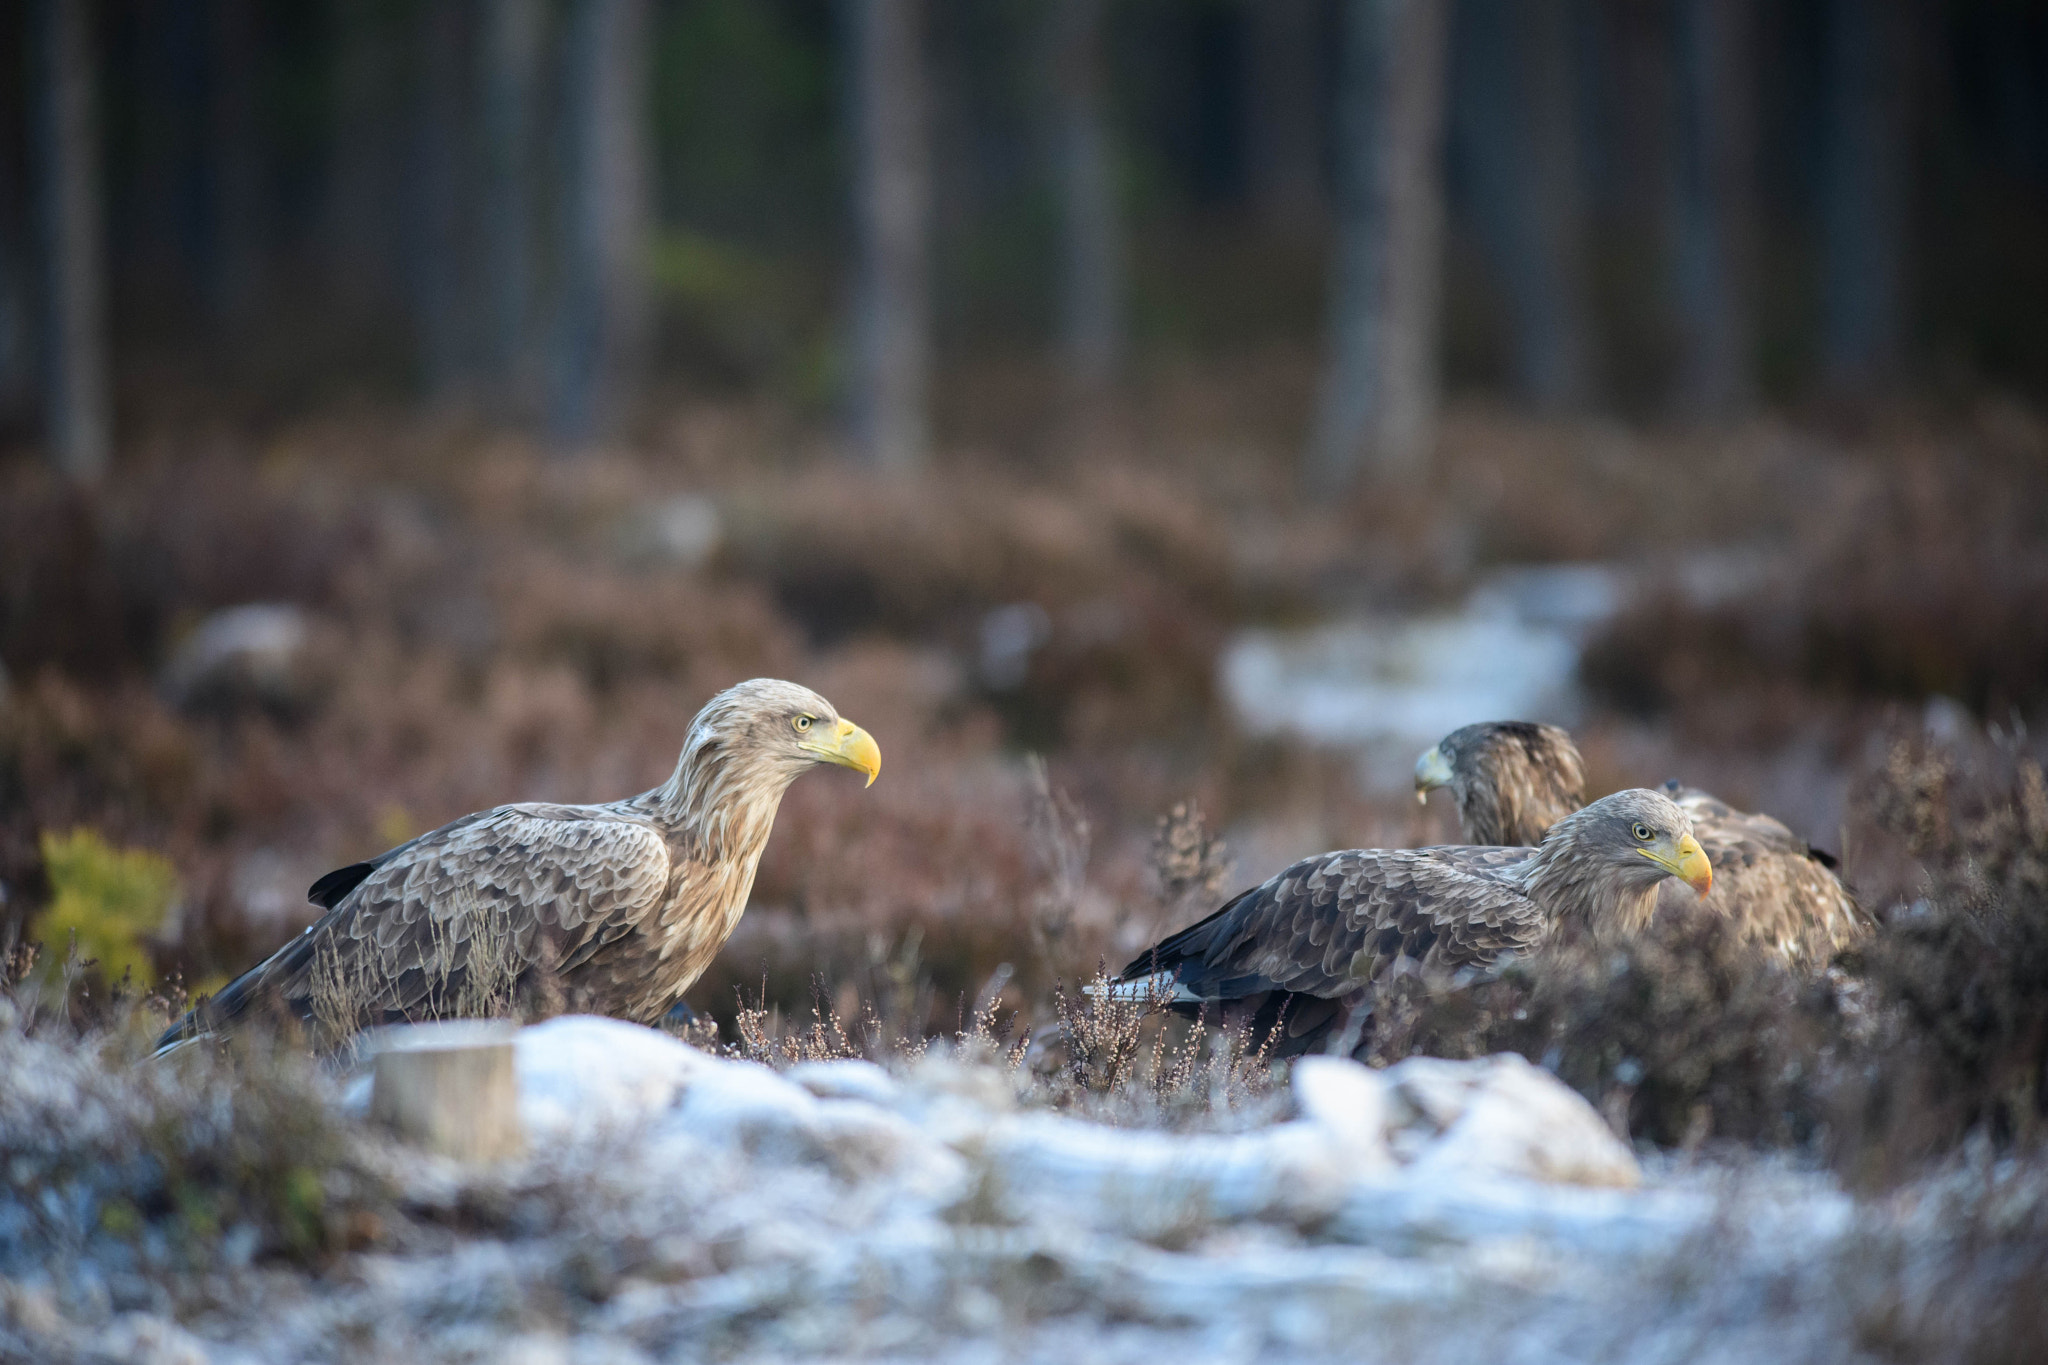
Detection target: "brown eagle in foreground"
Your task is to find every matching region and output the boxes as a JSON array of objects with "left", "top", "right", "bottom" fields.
[
  {"left": 1104, "top": 789, "right": 1713, "bottom": 1057},
  {"left": 157, "top": 679, "right": 880, "bottom": 1051},
  {"left": 1413, "top": 720, "right": 1870, "bottom": 967}
]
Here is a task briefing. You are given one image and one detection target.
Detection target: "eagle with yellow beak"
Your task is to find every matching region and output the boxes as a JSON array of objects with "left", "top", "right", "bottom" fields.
[
  {"left": 1413, "top": 720, "right": 1871, "bottom": 967},
  {"left": 1106, "top": 788, "right": 1712, "bottom": 1056},
  {"left": 157, "top": 679, "right": 879, "bottom": 1049}
]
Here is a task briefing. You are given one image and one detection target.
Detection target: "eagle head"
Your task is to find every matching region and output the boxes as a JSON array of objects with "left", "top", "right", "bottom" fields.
[
  {"left": 694, "top": 678, "right": 881, "bottom": 788},
  {"left": 1522, "top": 788, "right": 1713, "bottom": 937},
  {"left": 1415, "top": 720, "right": 1587, "bottom": 846}
]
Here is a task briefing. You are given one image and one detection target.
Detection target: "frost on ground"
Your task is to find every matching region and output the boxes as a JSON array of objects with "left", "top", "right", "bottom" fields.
[{"left": 11, "top": 1014, "right": 2043, "bottom": 1364}]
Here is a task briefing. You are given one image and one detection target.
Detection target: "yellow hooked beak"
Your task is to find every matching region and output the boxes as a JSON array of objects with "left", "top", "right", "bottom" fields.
[
  {"left": 1640, "top": 832, "right": 1713, "bottom": 898},
  {"left": 1413, "top": 744, "right": 1453, "bottom": 805},
  {"left": 802, "top": 717, "right": 881, "bottom": 787}
]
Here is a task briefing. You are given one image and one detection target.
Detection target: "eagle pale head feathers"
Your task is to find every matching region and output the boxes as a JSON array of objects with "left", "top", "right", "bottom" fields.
[
  {"left": 660, "top": 679, "right": 881, "bottom": 859},
  {"left": 684, "top": 678, "right": 881, "bottom": 787}
]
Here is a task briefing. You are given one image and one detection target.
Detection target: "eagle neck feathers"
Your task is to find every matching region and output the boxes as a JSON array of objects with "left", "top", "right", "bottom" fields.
[
  {"left": 1513, "top": 817, "right": 1660, "bottom": 938},
  {"left": 640, "top": 714, "right": 798, "bottom": 866}
]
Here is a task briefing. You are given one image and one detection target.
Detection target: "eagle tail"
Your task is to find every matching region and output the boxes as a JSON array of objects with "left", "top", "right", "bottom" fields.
[
  {"left": 1082, "top": 971, "right": 1199, "bottom": 1005},
  {"left": 150, "top": 918, "right": 326, "bottom": 1055}
]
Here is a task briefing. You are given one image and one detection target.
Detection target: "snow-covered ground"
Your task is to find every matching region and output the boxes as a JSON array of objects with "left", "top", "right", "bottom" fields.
[{"left": 10, "top": 1014, "right": 1978, "bottom": 1364}]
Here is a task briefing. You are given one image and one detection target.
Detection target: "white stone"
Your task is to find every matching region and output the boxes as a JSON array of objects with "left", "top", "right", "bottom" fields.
[
  {"left": 786, "top": 1058, "right": 901, "bottom": 1106},
  {"left": 512, "top": 1016, "right": 963, "bottom": 1193},
  {"left": 1400, "top": 1053, "right": 1639, "bottom": 1188},
  {"left": 1287, "top": 1056, "right": 1392, "bottom": 1171},
  {"left": 515, "top": 1015, "right": 710, "bottom": 1139}
]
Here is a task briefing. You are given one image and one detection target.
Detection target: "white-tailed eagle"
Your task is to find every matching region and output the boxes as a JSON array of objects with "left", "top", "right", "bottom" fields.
[
  {"left": 1414, "top": 720, "right": 1869, "bottom": 966},
  {"left": 1106, "top": 789, "right": 1712, "bottom": 1055},
  {"left": 158, "top": 679, "right": 879, "bottom": 1049}
]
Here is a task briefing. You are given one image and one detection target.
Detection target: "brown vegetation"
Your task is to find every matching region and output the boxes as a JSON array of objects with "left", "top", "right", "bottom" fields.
[{"left": 3, "top": 388, "right": 2047, "bottom": 1173}]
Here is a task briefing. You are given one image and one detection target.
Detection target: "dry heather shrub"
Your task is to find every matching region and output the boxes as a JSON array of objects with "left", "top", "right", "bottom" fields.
[
  {"left": 0, "top": 996, "right": 389, "bottom": 1274},
  {"left": 1052, "top": 968, "right": 1159, "bottom": 1093},
  {"left": 1025, "top": 757, "right": 1090, "bottom": 967},
  {"left": 0, "top": 460, "right": 353, "bottom": 686},
  {"left": 720, "top": 465, "right": 1230, "bottom": 748},
  {"left": 1846, "top": 737, "right": 2048, "bottom": 1162},
  {"left": 1842, "top": 1158, "right": 2048, "bottom": 1364},
  {"left": 1401, "top": 915, "right": 1838, "bottom": 1149},
  {"left": 727, "top": 965, "right": 1027, "bottom": 1071},
  {"left": 1045, "top": 967, "right": 1277, "bottom": 1128},
  {"left": 732, "top": 988, "right": 871, "bottom": 1066},
  {"left": 1582, "top": 436, "right": 2048, "bottom": 720},
  {"left": 1145, "top": 799, "right": 1231, "bottom": 945}
]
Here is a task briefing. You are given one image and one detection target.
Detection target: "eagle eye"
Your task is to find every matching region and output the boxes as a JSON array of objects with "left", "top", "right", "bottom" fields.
[
  {"left": 1630, "top": 821, "right": 1653, "bottom": 842},
  {"left": 793, "top": 714, "right": 814, "bottom": 733}
]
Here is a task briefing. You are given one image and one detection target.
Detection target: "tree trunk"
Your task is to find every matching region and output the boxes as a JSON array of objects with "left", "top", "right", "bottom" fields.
[
  {"left": 412, "top": 0, "right": 473, "bottom": 404},
  {"left": 30, "top": 0, "right": 110, "bottom": 482},
  {"left": 1244, "top": 0, "right": 1325, "bottom": 234},
  {"left": 551, "top": 0, "right": 651, "bottom": 446},
  {"left": 0, "top": 140, "right": 32, "bottom": 424},
  {"left": 845, "top": 0, "right": 931, "bottom": 472},
  {"left": 1820, "top": 0, "right": 1908, "bottom": 391},
  {"left": 1454, "top": 0, "right": 1591, "bottom": 411},
  {"left": 125, "top": 0, "right": 205, "bottom": 316},
  {"left": 1053, "top": 0, "right": 1122, "bottom": 401},
  {"left": 1669, "top": 0, "right": 1756, "bottom": 417},
  {"left": 481, "top": 0, "right": 544, "bottom": 418},
  {"left": 206, "top": 0, "right": 263, "bottom": 329},
  {"left": 324, "top": 0, "right": 404, "bottom": 337},
  {"left": 1308, "top": 0, "right": 1449, "bottom": 490}
]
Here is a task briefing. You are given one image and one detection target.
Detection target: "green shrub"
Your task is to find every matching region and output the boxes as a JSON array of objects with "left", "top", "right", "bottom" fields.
[{"left": 34, "top": 827, "right": 180, "bottom": 988}]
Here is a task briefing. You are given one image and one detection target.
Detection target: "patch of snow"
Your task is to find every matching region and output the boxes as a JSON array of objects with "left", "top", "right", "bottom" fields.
[
  {"left": 515, "top": 1015, "right": 709, "bottom": 1139},
  {"left": 1287, "top": 1055, "right": 1392, "bottom": 1165},
  {"left": 94, "top": 1313, "right": 212, "bottom": 1365},
  {"left": 1384, "top": 1053, "right": 1640, "bottom": 1187},
  {"left": 20, "top": 1018, "right": 1891, "bottom": 1363},
  {"left": 644, "top": 494, "right": 723, "bottom": 568},
  {"left": 785, "top": 1057, "right": 901, "bottom": 1106},
  {"left": 1220, "top": 562, "right": 1634, "bottom": 792},
  {"left": 975, "top": 1113, "right": 1360, "bottom": 1237}
]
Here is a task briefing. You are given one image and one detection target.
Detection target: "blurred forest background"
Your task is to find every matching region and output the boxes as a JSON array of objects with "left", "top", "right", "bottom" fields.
[{"left": 2, "top": 0, "right": 2046, "bottom": 1034}]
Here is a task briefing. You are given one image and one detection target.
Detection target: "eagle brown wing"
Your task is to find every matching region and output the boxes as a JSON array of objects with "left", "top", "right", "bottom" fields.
[
  {"left": 1659, "top": 785, "right": 1871, "bottom": 965},
  {"left": 1117, "top": 844, "right": 1544, "bottom": 1005},
  {"left": 165, "top": 804, "right": 670, "bottom": 1045}
]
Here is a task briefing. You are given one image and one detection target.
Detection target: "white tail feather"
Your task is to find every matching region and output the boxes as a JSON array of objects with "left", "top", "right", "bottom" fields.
[{"left": 1082, "top": 972, "right": 1198, "bottom": 1005}]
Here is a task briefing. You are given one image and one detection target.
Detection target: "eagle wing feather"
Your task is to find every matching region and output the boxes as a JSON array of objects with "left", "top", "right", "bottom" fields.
[
  {"left": 1661, "top": 785, "right": 1872, "bottom": 964},
  {"left": 181, "top": 804, "right": 670, "bottom": 1040},
  {"left": 1119, "top": 845, "right": 1542, "bottom": 1004}
]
